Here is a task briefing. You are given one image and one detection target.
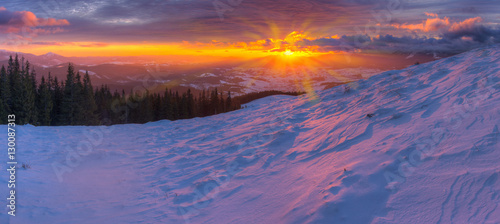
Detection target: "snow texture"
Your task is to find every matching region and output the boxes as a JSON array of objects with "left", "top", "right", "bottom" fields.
[{"left": 0, "top": 46, "right": 499, "bottom": 223}]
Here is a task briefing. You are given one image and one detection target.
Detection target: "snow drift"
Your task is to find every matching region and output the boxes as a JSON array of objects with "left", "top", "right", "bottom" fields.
[{"left": 1, "top": 46, "right": 499, "bottom": 223}]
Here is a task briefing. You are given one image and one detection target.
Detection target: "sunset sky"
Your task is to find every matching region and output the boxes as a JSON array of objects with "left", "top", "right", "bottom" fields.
[{"left": 0, "top": 0, "right": 499, "bottom": 58}]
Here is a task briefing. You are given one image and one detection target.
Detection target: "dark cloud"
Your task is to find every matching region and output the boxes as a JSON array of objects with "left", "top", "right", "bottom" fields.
[
  {"left": 0, "top": 0, "right": 388, "bottom": 42},
  {"left": 302, "top": 28, "right": 500, "bottom": 55},
  {"left": 0, "top": 0, "right": 499, "bottom": 55},
  {"left": 444, "top": 23, "right": 500, "bottom": 43}
]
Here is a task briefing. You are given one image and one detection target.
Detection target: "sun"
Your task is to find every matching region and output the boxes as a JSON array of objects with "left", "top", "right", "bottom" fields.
[
  {"left": 283, "top": 49, "right": 295, "bottom": 56},
  {"left": 280, "top": 49, "right": 314, "bottom": 58}
]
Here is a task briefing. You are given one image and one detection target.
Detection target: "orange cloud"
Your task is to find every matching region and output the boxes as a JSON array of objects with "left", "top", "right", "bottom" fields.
[
  {"left": 177, "top": 31, "right": 320, "bottom": 54},
  {"left": 424, "top": 12, "right": 438, "bottom": 18},
  {"left": 391, "top": 14, "right": 483, "bottom": 33},
  {"left": 30, "top": 41, "right": 109, "bottom": 48},
  {"left": 0, "top": 8, "right": 69, "bottom": 36},
  {"left": 392, "top": 16, "right": 450, "bottom": 32},
  {"left": 39, "top": 17, "right": 70, "bottom": 26},
  {"left": 424, "top": 17, "right": 451, "bottom": 31},
  {"left": 0, "top": 8, "right": 70, "bottom": 46},
  {"left": 449, "top": 17, "right": 482, "bottom": 32},
  {"left": 78, "top": 42, "right": 109, "bottom": 48},
  {"left": 5, "top": 11, "right": 69, "bottom": 27}
]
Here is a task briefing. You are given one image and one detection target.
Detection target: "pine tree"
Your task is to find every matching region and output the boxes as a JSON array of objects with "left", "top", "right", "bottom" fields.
[
  {"left": 0, "top": 65, "right": 10, "bottom": 115},
  {"left": 126, "top": 90, "right": 136, "bottom": 123},
  {"left": 152, "top": 93, "right": 162, "bottom": 121},
  {"left": 0, "top": 97, "right": 6, "bottom": 124},
  {"left": 9, "top": 55, "right": 25, "bottom": 123},
  {"left": 201, "top": 89, "right": 208, "bottom": 116},
  {"left": 109, "top": 90, "right": 118, "bottom": 124},
  {"left": 23, "top": 62, "right": 37, "bottom": 124},
  {"left": 37, "top": 76, "right": 53, "bottom": 125},
  {"left": 95, "top": 85, "right": 113, "bottom": 124},
  {"left": 163, "top": 88, "right": 172, "bottom": 120},
  {"left": 179, "top": 92, "right": 188, "bottom": 119},
  {"left": 51, "top": 76, "right": 63, "bottom": 125},
  {"left": 82, "top": 71, "right": 98, "bottom": 125},
  {"left": 121, "top": 90, "right": 130, "bottom": 124},
  {"left": 73, "top": 72, "right": 85, "bottom": 124},
  {"left": 172, "top": 91, "right": 179, "bottom": 120},
  {"left": 61, "top": 63, "right": 76, "bottom": 125},
  {"left": 142, "top": 90, "right": 154, "bottom": 122},
  {"left": 219, "top": 92, "right": 225, "bottom": 113},
  {"left": 210, "top": 88, "right": 219, "bottom": 114},
  {"left": 186, "top": 89, "right": 194, "bottom": 118},
  {"left": 226, "top": 91, "right": 232, "bottom": 111}
]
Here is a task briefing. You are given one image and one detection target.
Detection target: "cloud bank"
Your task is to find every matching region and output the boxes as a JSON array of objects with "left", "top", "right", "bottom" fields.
[{"left": 0, "top": 0, "right": 499, "bottom": 56}]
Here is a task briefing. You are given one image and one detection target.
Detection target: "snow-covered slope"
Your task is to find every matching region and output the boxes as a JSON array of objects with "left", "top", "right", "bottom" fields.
[{"left": 1, "top": 46, "right": 499, "bottom": 224}]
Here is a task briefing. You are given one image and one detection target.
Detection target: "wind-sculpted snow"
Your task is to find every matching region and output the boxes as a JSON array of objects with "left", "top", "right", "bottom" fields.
[{"left": 0, "top": 46, "right": 499, "bottom": 223}]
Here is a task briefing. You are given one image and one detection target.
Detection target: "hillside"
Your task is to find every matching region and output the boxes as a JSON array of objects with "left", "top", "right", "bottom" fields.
[{"left": 0, "top": 46, "right": 499, "bottom": 223}]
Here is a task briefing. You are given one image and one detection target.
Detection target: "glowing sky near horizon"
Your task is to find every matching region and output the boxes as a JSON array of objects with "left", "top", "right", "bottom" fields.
[{"left": 0, "top": 0, "right": 499, "bottom": 57}]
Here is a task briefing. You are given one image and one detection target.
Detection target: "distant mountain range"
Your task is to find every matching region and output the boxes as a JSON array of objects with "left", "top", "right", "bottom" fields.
[{"left": 0, "top": 49, "right": 437, "bottom": 95}]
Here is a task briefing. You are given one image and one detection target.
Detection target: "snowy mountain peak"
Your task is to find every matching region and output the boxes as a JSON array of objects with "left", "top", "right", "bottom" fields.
[{"left": 41, "top": 52, "right": 61, "bottom": 57}]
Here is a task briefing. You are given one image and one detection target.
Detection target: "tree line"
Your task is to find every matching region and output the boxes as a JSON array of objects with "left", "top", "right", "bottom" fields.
[{"left": 0, "top": 55, "right": 302, "bottom": 126}]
